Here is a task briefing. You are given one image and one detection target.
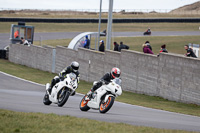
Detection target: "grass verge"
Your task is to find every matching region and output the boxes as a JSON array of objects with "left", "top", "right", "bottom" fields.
[
  {"left": 1, "top": 22, "right": 200, "bottom": 33},
  {"left": 0, "top": 109, "right": 197, "bottom": 133},
  {"left": 34, "top": 36, "right": 200, "bottom": 55},
  {"left": 0, "top": 59, "right": 199, "bottom": 117}
]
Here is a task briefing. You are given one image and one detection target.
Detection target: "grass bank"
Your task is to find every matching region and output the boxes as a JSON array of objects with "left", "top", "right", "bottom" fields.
[
  {"left": 0, "top": 59, "right": 199, "bottom": 117},
  {"left": 0, "top": 109, "right": 197, "bottom": 133},
  {"left": 34, "top": 36, "right": 200, "bottom": 55},
  {"left": 1, "top": 10, "right": 200, "bottom": 19},
  {"left": 0, "top": 22, "right": 200, "bottom": 33}
]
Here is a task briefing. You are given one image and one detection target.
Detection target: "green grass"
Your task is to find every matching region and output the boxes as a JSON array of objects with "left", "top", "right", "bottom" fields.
[
  {"left": 1, "top": 11, "right": 200, "bottom": 19},
  {"left": 0, "top": 109, "right": 197, "bottom": 133},
  {"left": 0, "top": 59, "right": 200, "bottom": 117},
  {"left": 1, "top": 22, "right": 200, "bottom": 33},
  {"left": 34, "top": 36, "right": 200, "bottom": 55}
]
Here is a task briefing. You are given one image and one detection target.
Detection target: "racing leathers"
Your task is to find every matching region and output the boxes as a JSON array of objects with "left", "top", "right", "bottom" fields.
[
  {"left": 91, "top": 72, "right": 114, "bottom": 92},
  {"left": 48, "top": 66, "right": 80, "bottom": 94}
]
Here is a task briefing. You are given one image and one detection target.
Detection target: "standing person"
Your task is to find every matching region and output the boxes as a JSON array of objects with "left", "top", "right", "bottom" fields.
[
  {"left": 113, "top": 42, "right": 119, "bottom": 51},
  {"left": 118, "top": 42, "right": 129, "bottom": 52},
  {"left": 160, "top": 44, "right": 168, "bottom": 53},
  {"left": 143, "top": 44, "right": 154, "bottom": 54},
  {"left": 99, "top": 40, "right": 105, "bottom": 52},
  {"left": 145, "top": 41, "right": 152, "bottom": 51},
  {"left": 184, "top": 45, "right": 197, "bottom": 58},
  {"left": 83, "top": 35, "right": 90, "bottom": 49},
  {"left": 157, "top": 44, "right": 168, "bottom": 57},
  {"left": 20, "top": 37, "right": 29, "bottom": 46},
  {"left": 14, "top": 30, "right": 19, "bottom": 38}
]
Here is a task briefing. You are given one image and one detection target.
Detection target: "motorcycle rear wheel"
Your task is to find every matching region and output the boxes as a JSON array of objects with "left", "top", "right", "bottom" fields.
[
  {"left": 57, "top": 87, "right": 70, "bottom": 107},
  {"left": 79, "top": 95, "right": 90, "bottom": 111},
  {"left": 99, "top": 96, "right": 115, "bottom": 113},
  {"left": 43, "top": 93, "right": 52, "bottom": 105}
]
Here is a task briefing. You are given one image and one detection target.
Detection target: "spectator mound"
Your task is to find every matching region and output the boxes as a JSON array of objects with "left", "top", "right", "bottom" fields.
[{"left": 170, "top": 1, "right": 200, "bottom": 14}]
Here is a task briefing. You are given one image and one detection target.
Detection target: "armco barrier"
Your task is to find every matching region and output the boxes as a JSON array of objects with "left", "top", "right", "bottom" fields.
[
  {"left": 1, "top": 18, "right": 200, "bottom": 23},
  {"left": 9, "top": 44, "right": 200, "bottom": 105}
]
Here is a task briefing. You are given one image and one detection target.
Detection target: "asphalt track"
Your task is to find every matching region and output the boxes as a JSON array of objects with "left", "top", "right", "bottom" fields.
[
  {"left": 0, "top": 31, "right": 200, "bottom": 49},
  {"left": 0, "top": 71, "right": 200, "bottom": 132}
]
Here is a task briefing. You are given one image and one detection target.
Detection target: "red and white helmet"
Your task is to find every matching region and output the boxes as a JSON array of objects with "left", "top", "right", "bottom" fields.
[{"left": 111, "top": 67, "right": 121, "bottom": 79}]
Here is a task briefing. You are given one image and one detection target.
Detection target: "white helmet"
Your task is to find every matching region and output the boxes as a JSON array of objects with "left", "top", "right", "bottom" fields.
[{"left": 71, "top": 61, "right": 79, "bottom": 72}]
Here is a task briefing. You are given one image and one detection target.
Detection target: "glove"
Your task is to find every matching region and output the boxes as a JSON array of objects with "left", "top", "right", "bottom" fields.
[{"left": 60, "top": 76, "right": 65, "bottom": 81}]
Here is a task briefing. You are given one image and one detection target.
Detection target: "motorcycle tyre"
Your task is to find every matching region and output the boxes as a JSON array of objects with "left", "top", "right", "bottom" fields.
[
  {"left": 43, "top": 93, "right": 52, "bottom": 105},
  {"left": 57, "top": 89, "right": 70, "bottom": 107},
  {"left": 79, "top": 95, "right": 90, "bottom": 111},
  {"left": 99, "top": 96, "right": 115, "bottom": 114}
]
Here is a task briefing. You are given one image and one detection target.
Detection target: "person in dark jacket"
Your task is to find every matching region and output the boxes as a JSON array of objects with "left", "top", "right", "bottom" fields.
[
  {"left": 113, "top": 42, "right": 119, "bottom": 51},
  {"left": 87, "top": 67, "right": 121, "bottom": 99},
  {"left": 118, "top": 42, "right": 129, "bottom": 52},
  {"left": 160, "top": 44, "right": 168, "bottom": 53},
  {"left": 143, "top": 44, "right": 154, "bottom": 54},
  {"left": 99, "top": 40, "right": 105, "bottom": 52},
  {"left": 83, "top": 35, "right": 90, "bottom": 49},
  {"left": 184, "top": 45, "right": 197, "bottom": 58},
  {"left": 145, "top": 41, "right": 152, "bottom": 51},
  {"left": 47, "top": 61, "right": 80, "bottom": 95}
]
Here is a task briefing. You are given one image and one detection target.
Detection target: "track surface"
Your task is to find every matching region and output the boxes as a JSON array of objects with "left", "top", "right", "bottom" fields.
[
  {"left": 1, "top": 31, "right": 200, "bottom": 49},
  {"left": 0, "top": 72, "right": 200, "bottom": 132}
]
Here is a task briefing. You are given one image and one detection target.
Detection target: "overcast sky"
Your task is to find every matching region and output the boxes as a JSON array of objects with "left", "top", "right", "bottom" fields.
[{"left": 0, "top": 0, "right": 199, "bottom": 11}]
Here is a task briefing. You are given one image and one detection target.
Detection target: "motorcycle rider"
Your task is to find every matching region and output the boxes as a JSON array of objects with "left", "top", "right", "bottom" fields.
[
  {"left": 88, "top": 67, "right": 121, "bottom": 99},
  {"left": 47, "top": 61, "right": 80, "bottom": 95}
]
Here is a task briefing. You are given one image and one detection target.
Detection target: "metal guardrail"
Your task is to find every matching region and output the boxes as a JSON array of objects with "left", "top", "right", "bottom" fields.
[{"left": 1, "top": 18, "right": 200, "bottom": 23}]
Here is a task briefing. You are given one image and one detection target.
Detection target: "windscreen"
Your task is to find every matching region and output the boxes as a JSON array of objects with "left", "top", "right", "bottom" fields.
[{"left": 113, "top": 78, "right": 121, "bottom": 86}]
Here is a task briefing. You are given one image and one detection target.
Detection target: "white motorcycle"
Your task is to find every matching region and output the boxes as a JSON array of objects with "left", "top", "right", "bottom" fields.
[
  {"left": 43, "top": 73, "right": 78, "bottom": 107},
  {"left": 79, "top": 78, "right": 122, "bottom": 113}
]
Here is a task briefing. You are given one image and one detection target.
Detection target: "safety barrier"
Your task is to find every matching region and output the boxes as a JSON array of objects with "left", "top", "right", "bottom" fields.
[
  {"left": 9, "top": 44, "right": 200, "bottom": 105},
  {"left": 1, "top": 18, "right": 200, "bottom": 23}
]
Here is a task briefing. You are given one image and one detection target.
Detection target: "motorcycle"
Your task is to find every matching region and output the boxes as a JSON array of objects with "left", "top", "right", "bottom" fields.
[
  {"left": 43, "top": 73, "right": 78, "bottom": 107},
  {"left": 143, "top": 31, "right": 151, "bottom": 35},
  {"left": 79, "top": 78, "right": 122, "bottom": 114}
]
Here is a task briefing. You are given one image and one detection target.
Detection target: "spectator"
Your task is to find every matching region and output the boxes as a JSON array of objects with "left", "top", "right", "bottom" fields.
[
  {"left": 160, "top": 44, "right": 168, "bottom": 53},
  {"left": 20, "top": 37, "right": 30, "bottom": 46},
  {"left": 99, "top": 40, "right": 105, "bottom": 52},
  {"left": 143, "top": 44, "right": 154, "bottom": 54},
  {"left": 157, "top": 44, "right": 168, "bottom": 57},
  {"left": 184, "top": 45, "right": 197, "bottom": 58},
  {"left": 83, "top": 35, "right": 90, "bottom": 49},
  {"left": 118, "top": 42, "right": 129, "bottom": 52},
  {"left": 14, "top": 30, "right": 19, "bottom": 38},
  {"left": 113, "top": 42, "right": 119, "bottom": 51},
  {"left": 145, "top": 41, "right": 152, "bottom": 51}
]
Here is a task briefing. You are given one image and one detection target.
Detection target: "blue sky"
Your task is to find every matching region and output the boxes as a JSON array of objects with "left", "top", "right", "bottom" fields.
[{"left": 0, "top": 0, "right": 199, "bottom": 11}]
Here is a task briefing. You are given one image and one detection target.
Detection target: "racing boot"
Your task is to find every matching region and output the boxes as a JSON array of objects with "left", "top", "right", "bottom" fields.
[{"left": 47, "top": 86, "right": 52, "bottom": 95}]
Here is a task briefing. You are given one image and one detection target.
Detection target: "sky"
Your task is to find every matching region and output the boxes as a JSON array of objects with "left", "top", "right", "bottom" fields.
[{"left": 0, "top": 0, "right": 199, "bottom": 11}]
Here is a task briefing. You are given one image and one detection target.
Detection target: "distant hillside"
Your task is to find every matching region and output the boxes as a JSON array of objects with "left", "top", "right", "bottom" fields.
[{"left": 170, "top": 1, "right": 200, "bottom": 14}]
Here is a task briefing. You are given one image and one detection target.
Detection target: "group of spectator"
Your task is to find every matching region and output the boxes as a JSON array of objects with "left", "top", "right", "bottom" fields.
[
  {"left": 113, "top": 41, "right": 129, "bottom": 52},
  {"left": 83, "top": 35, "right": 129, "bottom": 52},
  {"left": 83, "top": 35, "right": 197, "bottom": 58},
  {"left": 142, "top": 40, "right": 197, "bottom": 58}
]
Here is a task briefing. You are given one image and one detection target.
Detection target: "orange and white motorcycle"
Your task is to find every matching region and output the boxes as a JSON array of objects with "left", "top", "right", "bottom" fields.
[{"left": 79, "top": 78, "right": 122, "bottom": 113}]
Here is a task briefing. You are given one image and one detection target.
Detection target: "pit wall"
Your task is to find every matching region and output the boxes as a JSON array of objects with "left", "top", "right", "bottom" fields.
[{"left": 9, "top": 44, "right": 200, "bottom": 105}]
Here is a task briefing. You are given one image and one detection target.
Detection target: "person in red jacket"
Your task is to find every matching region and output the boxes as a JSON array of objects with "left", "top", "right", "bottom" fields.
[
  {"left": 14, "top": 30, "right": 19, "bottom": 38},
  {"left": 143, "top": 44, "right": 153, "bottom": 54}
]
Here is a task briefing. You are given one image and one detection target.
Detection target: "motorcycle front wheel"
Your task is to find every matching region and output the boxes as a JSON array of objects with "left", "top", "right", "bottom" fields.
[
  {"left": 99, "top": 96, "right": 115, "bottom": 114},
  {"left": 43, "top": 93, "right": 52, "bottom": 105},
  {"left": 79, "top": 95, "right": 90, "bottom": 111},
  {"left": 57, "top": 87, "right": 70, "bottom": 107}
]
